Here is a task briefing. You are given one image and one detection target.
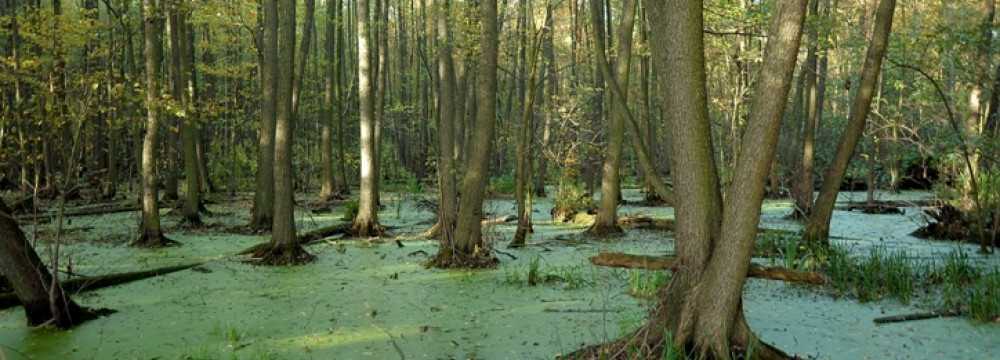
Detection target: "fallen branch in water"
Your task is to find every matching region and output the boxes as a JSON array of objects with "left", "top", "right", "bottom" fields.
[
  {"left": 589, "top": 252, "right": 827, "bottom": 285},
  {"left": 237, "top": 223, "right": 352, "bottom": 255},
  {"left": 0, "top": 263, "right": 201, "bottom": 310},
  {"left": 543, "top": 308, "right": 623, "bottom": 313},
  {"left": 873, "top": 310, "right": 962, "bottom": 324}
]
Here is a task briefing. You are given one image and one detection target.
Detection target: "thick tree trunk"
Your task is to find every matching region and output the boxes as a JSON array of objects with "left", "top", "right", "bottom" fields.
[
  {"left": 0, "top": 199, "right": 98, "bottom": 328},
  {"left": 574, "top": 1, "right": 807, "bottom": 358},
  {"left": 804, "top": 0, "right": 896, "bottom": 245},
  {"left": 250, "top": 0, "right": 280, "bottom": 232},
  {"left": 352, "top": 0, "right": 384, "bottom": 237},
  {"left": 254, "top": 0, "right": 313, "bottom": 266},
  {"left": 587, "top": 0, "right": 636, "bottom": 236},
  {"left": 431, "top": 0, "right": 499, "bottom": 268},
  {"left": 135, "top": 0, "right": 174, "bottom": 248}
]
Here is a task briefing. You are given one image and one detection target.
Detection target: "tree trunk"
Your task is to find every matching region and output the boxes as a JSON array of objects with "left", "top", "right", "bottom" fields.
[
  {"left": 587, "top": 0, "right": 636, "bottom": 236},
  {"left": 0, "top": 186, "right": 99, "bottom": 329},
  {"left": 352, "top": 0, "right": 384, "bottom": 237},
  {"left": 534, "top": 2, "right": 556, "bottom": 199},
  {"left": 254, "top": 0, "right": 314, "bottom": 266},
  {"left": 430, "top": 0, "right": 499, "bottom": 268},
  {"left": 250, "top": 0, "right": 280, "bottom": 232},
  {"left": 135, "top": 0, "right": 174, "bottom": 247},
  {"left": 804, "top": 0, "right": 896, "bottom": 245},
  {"left": 292, "top": 0, "right": 316, "bottom": 119},
  {"left": 511, "top": 15, "right": 542, "bottom": 248},
  {"left": 793, "top": 0, "right": 824, "bottom": 218},
  {"left": 172, "top": 1, "right": 201, "bottom": 225},
  {"left": 430, "top": 0, "right": 458, "bottom": 244},
  {"left": 319, "top": 0, "right": 339, "bottom": 202},
  {"left": 574, "top": 1, "right": 807, "bottom": 358}
]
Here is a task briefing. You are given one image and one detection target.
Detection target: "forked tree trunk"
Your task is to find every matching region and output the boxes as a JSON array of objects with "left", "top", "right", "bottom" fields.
[
  {"left": 352, "top": 0, "right": 384, "bottom": 237},
  {"left": 573, "top": 1, "right": 807, "bottom": 358},
  {"left": 430, "top": 0, "right": 499, "bottom": 268},
  {"left": 254, "top": 0, "right": 314, "bottom": 266},
  {"left": 804, "top": 0, "right": 896, "bottom": 245},
  {"left": 135, "top": 0, "right": 174, "bottom": 247},
  {"left": 587, "top": 0, "right": 636, "bottom": 236},
  {"left": 250, "top": 0, "right": 279, "bottom": 232},
  {"left": 0, "top": 199, "right": 98, "bottom": 328}
]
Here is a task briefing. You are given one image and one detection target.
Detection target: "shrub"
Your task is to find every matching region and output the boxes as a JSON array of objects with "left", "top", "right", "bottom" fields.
[
  {"left": 969, "top": 270, "right": 1000, "bottom": 322},
  {"left": 552, "top": 181, "right": 592, "bottom": 222},
  {"left": 341, "top": 199, "right": 359, "bottom": 221}
]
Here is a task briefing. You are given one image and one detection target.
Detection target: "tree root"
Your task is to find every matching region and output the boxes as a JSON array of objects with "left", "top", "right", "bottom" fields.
[
  {"left": 237, "top": 223, "right": 351, "bottom": 255},
  {"left": 249, "top": 245, "right": 316, "bottom": 266},
  {"left": 349, "top": 219, "right": 386, "bottom": 238},
  {"left": 130, "top": 231, "right": 180, "bottom": 248},
  {"left": 585, "top": 222, "right": 624, "bottom": 237},
  {"left": 427, "top": 247, "right": 499, "bottom": 269}
]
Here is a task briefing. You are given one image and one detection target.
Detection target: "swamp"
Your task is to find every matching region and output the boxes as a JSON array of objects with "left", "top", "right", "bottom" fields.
[{"left": 0, "top": 0, "right": 998, "bottom": 359}]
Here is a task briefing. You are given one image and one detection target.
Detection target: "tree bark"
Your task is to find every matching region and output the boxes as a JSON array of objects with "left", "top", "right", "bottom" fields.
[
  {"left": 255, "top": 0, "right": 314, "bottom": 265},
  {"left": 511, "top": 13, "right": 543, "bottom": 248},
  {"left": 292, "top": 0, "right": 316, "bottom": 119},
  {"left": 804, "top": 0, "right": 896, "bottom": 245},
  {"left": 352, "top": 0, "right": 384, "bottom": 237},
  {"left": 430, "top": 0, "right": 499, "bottom": 268},
  {"left": 432, "top": 0, "right": 458, "bottom": 245},
  {"left": 793, "top": 0, "right": 825, "bottom": 218},
  {"left": 534, "top": 3, "right": 556, "bottom": 198},
  {"left": 250, "top": 0, "right": 279, "bottom": 232},
  {"left": 135, "top": 0, "right": 174, "bottom": 247},
  {"left": 587, "top": 0, "right": 636, "bottom": 236},
  {"left": 319, "top": 0, "right": 339, "bottom": 202},
  {"left": 172, "top": 0, "right": 202, "bottom": 225},
  {"left": 0, "top": 199, "right": 98, "bottom": 328},
  {"left": 574, "top": 1, "right": 807, "bottom": 358}
]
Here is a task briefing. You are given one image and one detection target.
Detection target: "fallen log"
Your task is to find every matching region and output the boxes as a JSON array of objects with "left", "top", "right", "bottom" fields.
[
  {"left": 15, "top": 202, "right": 141, "bottom": 222},
  {"left": 237, "top": 223, "right": 352, "bottom": 255},
  {"left": 617, "top": 216, "right": 675, "bottom": 231},
  {"left": 589, "top": 252, "right": 827, "bottom": 286},
  {"left": 482, "top": 215, "right": 517, "bottom": 226},
  {"left": 0, "top": 262, "right": 201, "bottom": 310},
  {"left": 873, "top": 310, "right": 962, "bottom": 324}
]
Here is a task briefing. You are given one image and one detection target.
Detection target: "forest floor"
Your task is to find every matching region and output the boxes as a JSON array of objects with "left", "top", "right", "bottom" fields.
[{"left": 0, "top": 189, "right": 997, "bottom": 359}]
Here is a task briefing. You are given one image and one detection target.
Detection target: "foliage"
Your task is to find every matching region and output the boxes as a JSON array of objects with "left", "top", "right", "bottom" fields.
[
  {"left": 551, "top": 180, "right": 593, "bottom": 222},
  {"left": 501, "top": 256, "right": 591, "bottom": 289},
  {"left": 341, "top": 199, "right": 359, "bottom": 222},
  {"left": 968, "top": 270, "right": 1000, "bottom": 322},
  {"left": 487, "top": 174, "right": 516, "bottom": 195},
  {"left": 754, "top": 230, "right": 828, "bottom": 271},
  {"left": 626, "top": 269, "right": 670, "bottom": 299}
]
